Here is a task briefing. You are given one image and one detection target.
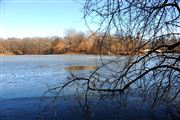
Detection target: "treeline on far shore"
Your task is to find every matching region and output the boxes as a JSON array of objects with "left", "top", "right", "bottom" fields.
[{"left": 0, "top": 31, "right": 180, "bottom": 55}]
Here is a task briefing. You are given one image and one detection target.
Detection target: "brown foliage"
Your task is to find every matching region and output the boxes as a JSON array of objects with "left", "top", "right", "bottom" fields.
[{"left": 0, "top": 32, "right": 179, "bottom": 55}]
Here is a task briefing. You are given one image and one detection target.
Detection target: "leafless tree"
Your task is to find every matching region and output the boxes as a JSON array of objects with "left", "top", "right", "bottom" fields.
[
  {"left": 43, "top": 1, "right": 180, "bottom": 119},
  {"left": 64, "top": 29, "right": 85, "bottom": 52}
]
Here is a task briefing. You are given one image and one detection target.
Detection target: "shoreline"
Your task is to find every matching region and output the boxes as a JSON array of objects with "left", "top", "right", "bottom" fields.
[{"left": 1, "top": 52, "right": 179, "bottom": 56}]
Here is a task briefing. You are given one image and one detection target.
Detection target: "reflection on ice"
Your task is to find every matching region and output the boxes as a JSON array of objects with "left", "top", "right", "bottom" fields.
[{"left": 64, "top": 65, "right": 97, "bottom": 71}]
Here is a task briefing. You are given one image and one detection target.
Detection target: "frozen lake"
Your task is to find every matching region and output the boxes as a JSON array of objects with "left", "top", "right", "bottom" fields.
[
  {"left": 0, "top": 55, "right": 179, "bottom": 120},
  {"left": 0, "top": 55, "right": 111, "bottom": 99}
]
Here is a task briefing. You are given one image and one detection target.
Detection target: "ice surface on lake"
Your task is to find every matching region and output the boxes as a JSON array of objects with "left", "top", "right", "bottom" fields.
[
  {"left": 0, "top": 55, "right": 103, "bottom": 99},
  {"left": 1, "top": 54, "right": 168, "bottom": 99}
]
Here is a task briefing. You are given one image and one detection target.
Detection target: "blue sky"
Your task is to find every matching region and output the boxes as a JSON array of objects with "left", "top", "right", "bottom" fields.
[{"left": 0, "top": 0, "right": 90, "bottom": 38}]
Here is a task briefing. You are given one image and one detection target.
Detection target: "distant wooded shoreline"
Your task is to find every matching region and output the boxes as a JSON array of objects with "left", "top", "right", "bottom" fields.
[{"left": 1, "top": 32, "right": 179, "bottom": 55}]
